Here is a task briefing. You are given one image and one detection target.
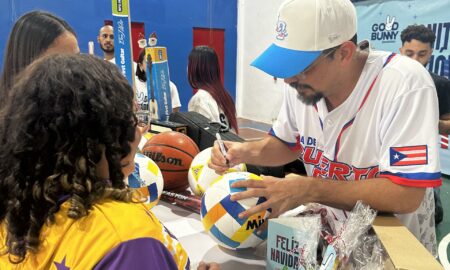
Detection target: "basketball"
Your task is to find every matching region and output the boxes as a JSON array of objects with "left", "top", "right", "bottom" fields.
[
  {"left": 188, "top": 147, "right": 247, "bottom": 196},
  {"left": 201, "top": 172, "right": 270, "bottom": 250},
  {"left": 142, "top": 131, "right": 199, "bottom": 192},
  {"left": 125, "top": 153, "right": 164, "bottom": 209}
]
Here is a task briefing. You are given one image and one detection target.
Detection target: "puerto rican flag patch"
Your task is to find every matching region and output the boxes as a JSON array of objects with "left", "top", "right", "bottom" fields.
[{"left": 390, "top": 145, "right": 428, "bottom": 166}]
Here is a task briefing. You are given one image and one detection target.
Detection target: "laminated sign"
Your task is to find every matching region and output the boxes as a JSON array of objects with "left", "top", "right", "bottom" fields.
[
  {"left": 267, "top": 216, "right": 320, "bottom": 270},
  {"left": 145, "top": 47, "right": 172, "bottom": 122}
]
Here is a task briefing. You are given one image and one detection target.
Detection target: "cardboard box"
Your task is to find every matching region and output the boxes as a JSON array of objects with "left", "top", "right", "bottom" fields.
[{"left": 372, "top": 215, "right": 443, "bottom": 270}]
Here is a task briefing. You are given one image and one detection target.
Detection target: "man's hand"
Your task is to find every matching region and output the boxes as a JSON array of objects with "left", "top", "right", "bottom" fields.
[
  {"left": 208, "top": 140, "right": 246, "bottom": 174},
  {"left": 229, "top": 175, "right": 307, "bottom": 232}
]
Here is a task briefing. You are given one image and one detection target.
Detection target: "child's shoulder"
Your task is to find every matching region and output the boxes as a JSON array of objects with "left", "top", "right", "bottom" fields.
[{"left": 87, "top": 200, "right": 163, "bottom": 240}]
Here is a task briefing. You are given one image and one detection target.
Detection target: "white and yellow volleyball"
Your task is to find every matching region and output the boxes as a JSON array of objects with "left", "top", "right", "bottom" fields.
[
  {"left": 200, "top": 172, "right": 270, "bottom": 250},
  {"left": 126, "top": 153, "right": 164, "bottom": 208},
  {"left": 188, "top": 147, "right": 246, "bottom": 196}
]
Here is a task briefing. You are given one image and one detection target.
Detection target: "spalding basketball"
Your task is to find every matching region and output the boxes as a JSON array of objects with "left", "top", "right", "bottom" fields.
[
  {"left": 201, "top": 172, "right": 270, "bottom": 249},
  {"left": 188, "top": 147, "right": 247, "bottom": 196},
  {"left": 142, "top": 131, "right": 199, "bottom": 192}
]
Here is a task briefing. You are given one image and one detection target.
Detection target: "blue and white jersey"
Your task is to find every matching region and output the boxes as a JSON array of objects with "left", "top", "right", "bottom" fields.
[{"left": 271, "top": 49, "right": 441, "bottom": 255}]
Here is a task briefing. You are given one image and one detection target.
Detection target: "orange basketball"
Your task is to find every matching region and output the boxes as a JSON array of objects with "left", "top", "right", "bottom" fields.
[{"left": 142, "top": 131, "right": 199, "bottom": 192}]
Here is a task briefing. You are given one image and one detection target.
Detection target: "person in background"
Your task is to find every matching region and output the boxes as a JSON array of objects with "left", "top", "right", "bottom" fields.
[
  {"left": 0, "top": 11, "right": 79, "bottom": 106},
  {"left": 135, "top": 49, "right": 182, "bottom": 113},
  {"left": 97, "top": 25, "right": 115, "bottom": 64},
  {"left": 400, "top": 24, "right": 450, "bottom": 225},
  {"left": 187, "top": 46, "right": 238, "bottom": 133},
  {"left": 170, "top": 81, "right": 182, "bottom": 112},
  {"left": 210, "top": 0, "right": 440, "bottom": 256},
  {"left": 0, "top": 53, "right": 191, "bottom": 269},
  {"left": 400, "top": 24, "right": 450, "bottom": 135}
]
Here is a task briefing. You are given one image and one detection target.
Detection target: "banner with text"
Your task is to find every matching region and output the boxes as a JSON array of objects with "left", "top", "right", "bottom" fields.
[
  {"left": 355, "top": 0, "right": 450, "bottom": 78},
  {"left": 112, "top": 0, "right": 134, "bottom": 85}
]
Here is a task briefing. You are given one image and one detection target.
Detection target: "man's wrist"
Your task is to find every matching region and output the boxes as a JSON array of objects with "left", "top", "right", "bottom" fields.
[{"left": 288, "top": 175, "right": 316, "bottom": 206}]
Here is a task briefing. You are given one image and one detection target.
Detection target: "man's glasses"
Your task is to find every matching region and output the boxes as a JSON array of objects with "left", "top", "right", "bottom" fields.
[{"left": 300, "top": 47, "right": 339, "bottom": 76}]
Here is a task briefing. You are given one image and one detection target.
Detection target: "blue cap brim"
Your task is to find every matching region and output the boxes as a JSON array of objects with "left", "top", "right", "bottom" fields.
[{"left": 251, "top": 43, "right": 321, "bottom": 78}]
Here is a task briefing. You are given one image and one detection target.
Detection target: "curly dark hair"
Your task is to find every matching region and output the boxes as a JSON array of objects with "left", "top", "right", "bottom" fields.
[
  {"left": 400, "top": 24, "right": 436, "bottom": 46},
  {"left": 0, "top": 54, "right": 137, "bottom": 263}
]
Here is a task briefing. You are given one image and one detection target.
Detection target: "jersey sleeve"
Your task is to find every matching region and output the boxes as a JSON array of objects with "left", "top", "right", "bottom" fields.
[
  {"left": 378, "top": 72, "right": 441, "bottom": 188},
  {"left": 270, "top": 87, "right": 302, "bottom": 151},
  {"left": 93, "top": 238, "right": 185, "bottom": 270}
]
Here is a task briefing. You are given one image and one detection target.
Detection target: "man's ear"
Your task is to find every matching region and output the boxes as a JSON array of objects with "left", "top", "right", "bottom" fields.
[
  {"left": 97, "top": 36, "right": 101, "bottom": 44},
  {"left": 338, "top": 41, "right": 357, "bottom": 64},
  {"left": 399, "top": 47, "right": 404, "bottom": 55}
]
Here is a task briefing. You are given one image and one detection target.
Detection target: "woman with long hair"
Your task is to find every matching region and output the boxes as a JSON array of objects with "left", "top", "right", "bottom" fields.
[
  {"left": 0, "top": 11, "right": 79, "bottom": 106},
  {"left": 0, "top": 54, "right": 190, "bottom": 269},
  {"left": 187, "top": 46, "right": 238, "bottom": 133}
]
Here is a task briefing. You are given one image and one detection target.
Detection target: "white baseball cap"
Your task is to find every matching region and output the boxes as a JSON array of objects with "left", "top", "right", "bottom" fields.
[{"left": 251, "top": 0, "right": 357, "bottom": 78}]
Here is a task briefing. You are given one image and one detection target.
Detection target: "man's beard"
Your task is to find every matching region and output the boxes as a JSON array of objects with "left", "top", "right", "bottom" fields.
[
  {"left": 289, "top": 82, "right": 324, "bottom": 105},
  {"left": 100, "top": 43, "right": 114, "bottom": 53}
]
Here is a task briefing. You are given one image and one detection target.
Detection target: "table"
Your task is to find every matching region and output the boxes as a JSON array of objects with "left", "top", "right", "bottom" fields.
[{"left": 152, "top": 200, "right": 267, "bottom": 269}]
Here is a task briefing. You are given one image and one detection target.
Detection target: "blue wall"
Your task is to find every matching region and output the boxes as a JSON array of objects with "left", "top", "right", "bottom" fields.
[{"left": 0, "top": 0, "right": 238, "bottom": 110}]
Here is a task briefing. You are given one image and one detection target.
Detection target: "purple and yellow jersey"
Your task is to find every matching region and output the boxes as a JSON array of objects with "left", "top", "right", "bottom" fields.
[{"left": 0, "top": 200, "right": 190, "bottom": 269}]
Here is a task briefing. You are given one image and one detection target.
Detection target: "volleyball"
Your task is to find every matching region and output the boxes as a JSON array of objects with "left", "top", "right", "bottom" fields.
[
  {"left": 126, "top": 153, "right": 164, "bottom": 209},
  {"left": 188, "top": 147, "right": 247, "bottom": 196},
  {"left": 201, "top": 172, "right": 270, "bottom": 250}
]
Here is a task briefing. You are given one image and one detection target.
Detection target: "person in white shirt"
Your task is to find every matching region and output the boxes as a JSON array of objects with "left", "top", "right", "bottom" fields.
[
  {"left": 97, "top": 25, "right": 115, "bottom": 63},
  {"left": 209, "top": 0, "right": 441, "bottom": 255},
  {"left": 187, "top": 46, "right": 238, "bottom": 133},
  {"left": 135, "top": 49, "right": 181, "bottom": 112}
]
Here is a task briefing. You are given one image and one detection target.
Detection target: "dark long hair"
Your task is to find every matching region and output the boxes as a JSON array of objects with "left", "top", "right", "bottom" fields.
[
  {"left": 188, "top": 46, "right": 238, "bottom": 132},
  {"left": 0, "top": 11, "right": 76, "bottom": 104},
  {"left": 0, "top": 54, "right": 136, "bottom": 263},
  {"left": 136, "top": 49, "right": 147, "bottom": 82}
]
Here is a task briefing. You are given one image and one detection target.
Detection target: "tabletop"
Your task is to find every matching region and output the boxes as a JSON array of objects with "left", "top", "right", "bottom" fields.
[{"left": 152, "top": 200, "right": 267, "bottom": 269}]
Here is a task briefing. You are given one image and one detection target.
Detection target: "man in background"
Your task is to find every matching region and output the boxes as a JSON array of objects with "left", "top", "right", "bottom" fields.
[
  {"left": 400, "top": 24, "right": 450, "bottom": 224},
  {"left": 97, "top": 25, "right": 115, "bottom": 63},
  {"left": 400, "top": 24, "right": 450, "bottom": 134}
]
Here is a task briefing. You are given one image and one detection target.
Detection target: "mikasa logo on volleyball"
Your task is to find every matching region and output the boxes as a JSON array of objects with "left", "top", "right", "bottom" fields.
[{"left": 246, "top": 216, "right": 266, "bottom": 230}]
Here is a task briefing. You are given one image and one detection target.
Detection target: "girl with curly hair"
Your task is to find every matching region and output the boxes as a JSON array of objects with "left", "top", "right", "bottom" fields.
[{"left": 0, "top": 54, "right": 190, "bottom": 269}]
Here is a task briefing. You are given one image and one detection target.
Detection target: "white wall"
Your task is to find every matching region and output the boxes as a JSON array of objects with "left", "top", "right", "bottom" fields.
[{"left": 236, "top": 0, "right": 285, "bottom": 124}]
